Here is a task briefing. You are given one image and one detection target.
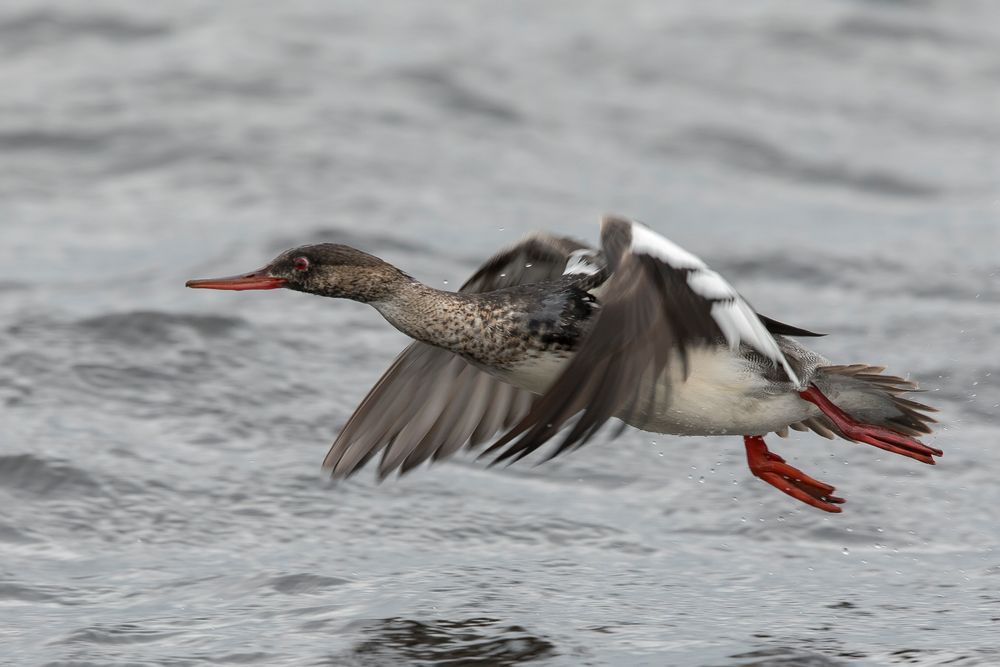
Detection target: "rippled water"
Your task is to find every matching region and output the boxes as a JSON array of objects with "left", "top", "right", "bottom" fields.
[{"left": 2, "top": 1, "right": 999, "bottom": 665}]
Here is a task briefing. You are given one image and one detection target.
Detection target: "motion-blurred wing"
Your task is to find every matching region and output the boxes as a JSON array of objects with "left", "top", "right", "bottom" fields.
[
  {"left": 485, "top": 215, "right": 800, "bottom": 464},
  {"left": 323, "top": 233, "right": 592, "bottom": 479}
]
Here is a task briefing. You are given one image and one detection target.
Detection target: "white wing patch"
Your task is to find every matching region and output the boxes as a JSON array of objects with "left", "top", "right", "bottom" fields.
[
  {"left": 687, "top": 269, "right": 735, "bottom": 300},
  {"left": 629, "top": 222, "right": 706, "bottom": 270},
  {"left": 627, "top": 220, "right": 801, "bottom": 387},
  {"left": 563, "top": 249, "right": 602, "bottom": 276}
]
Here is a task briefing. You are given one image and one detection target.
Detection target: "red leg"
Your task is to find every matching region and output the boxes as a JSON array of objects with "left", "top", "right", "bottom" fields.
[
  {"left": 744, "top": 435, "right": 845, "bottom": 513},
  {"left": 798, "top": 384, "right": 943, "bottom": 464}
]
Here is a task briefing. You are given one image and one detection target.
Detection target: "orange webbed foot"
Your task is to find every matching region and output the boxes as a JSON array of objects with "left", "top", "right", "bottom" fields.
[
  {"left": 798, "top": 385, "right": 942, "bottom": 464},
  {"left": 744, "top": 435, "right": 845, "bottom": 513}
]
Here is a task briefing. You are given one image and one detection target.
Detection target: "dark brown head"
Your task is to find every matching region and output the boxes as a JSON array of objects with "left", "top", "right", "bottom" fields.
[{"left": 186, "top": 243, "right": 410, "bottom": 302}]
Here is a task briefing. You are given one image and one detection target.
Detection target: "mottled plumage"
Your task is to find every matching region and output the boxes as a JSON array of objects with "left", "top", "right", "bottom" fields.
[{"left": 187, "top": 215, "right": 941, "bottom": 513}]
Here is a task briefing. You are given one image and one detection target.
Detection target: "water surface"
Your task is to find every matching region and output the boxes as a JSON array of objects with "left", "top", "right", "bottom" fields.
[{"left": 2, "top": 1, "right": 999, "bottom": 665}]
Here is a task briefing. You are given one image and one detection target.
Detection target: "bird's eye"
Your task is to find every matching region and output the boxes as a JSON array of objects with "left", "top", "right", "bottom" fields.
[{"left": 293, "top": 257, "right": 310, "bottom": 272}]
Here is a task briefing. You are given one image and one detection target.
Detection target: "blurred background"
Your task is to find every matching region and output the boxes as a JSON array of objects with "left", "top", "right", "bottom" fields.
[{"left": 1, "top": 1, "right": 998, "bottom": 665}]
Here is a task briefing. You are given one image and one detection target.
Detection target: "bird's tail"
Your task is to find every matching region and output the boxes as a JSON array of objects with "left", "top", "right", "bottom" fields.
[{"left": 778, "top": 364, "right": 939, "bottom": 440}]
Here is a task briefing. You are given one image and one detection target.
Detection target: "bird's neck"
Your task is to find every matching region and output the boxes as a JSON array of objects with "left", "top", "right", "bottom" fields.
[{"left": 370, "top": 280, "right": 495, "bottom": 357}]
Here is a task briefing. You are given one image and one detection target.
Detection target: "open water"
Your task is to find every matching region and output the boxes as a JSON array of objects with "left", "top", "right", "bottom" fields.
[{"left": 2, "top": 1, "right": 999, "bottom": 665}]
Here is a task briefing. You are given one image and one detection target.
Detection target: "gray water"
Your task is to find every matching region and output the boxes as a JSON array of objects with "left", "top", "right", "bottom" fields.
[{"left": 2, "top": 1, "right": 999, "bottom": 665}]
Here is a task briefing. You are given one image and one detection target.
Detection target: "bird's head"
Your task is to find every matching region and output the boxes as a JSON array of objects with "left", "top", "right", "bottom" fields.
[{"left": 186, "top": 243, "right": 408, "bottom": 302}]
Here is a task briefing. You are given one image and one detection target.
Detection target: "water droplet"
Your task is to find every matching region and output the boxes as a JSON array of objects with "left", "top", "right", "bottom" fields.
[
  {"left": 498, "top": 227, "right": 506, "bottom": 232},
  {"left": 842, "top": 547, "right": 850, "bottom": 555},
  {"left": 525, "top": 263, "right": 533, "bottom": 268},
  {"left": 442, "top": 280, "right": 449, "bottom": 285}
]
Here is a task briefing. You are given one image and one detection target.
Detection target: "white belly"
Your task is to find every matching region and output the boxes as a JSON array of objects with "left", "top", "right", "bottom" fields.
[
  {"left": 625, "top": 349, "right": 817, "bottom": 435},
  {"left": 489, "top": 347, "right": 818, "bottom": 437}
]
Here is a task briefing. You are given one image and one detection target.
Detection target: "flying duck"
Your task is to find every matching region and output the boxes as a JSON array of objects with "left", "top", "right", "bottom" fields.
[{"left": 186, "top": 215, "right": 940, "bottom": 513}]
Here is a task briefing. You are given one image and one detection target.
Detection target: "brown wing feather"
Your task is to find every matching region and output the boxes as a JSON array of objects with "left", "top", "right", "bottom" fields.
[
  {"left": 483, "top": 221, "right": 728, "bottom": 464},
  {"left": 323, "top": 233, "right": 592, "bottom": 479},
  {"left": 460, "top": 233, "right": 590, "bottom": 292}
]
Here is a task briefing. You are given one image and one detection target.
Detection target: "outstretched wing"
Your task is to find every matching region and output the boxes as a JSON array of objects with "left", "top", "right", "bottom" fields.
[
  {"left": 323, "top": 233, "right": 592, "bottom": 479},
  {"left": 484, "top": 215, "right": 801, "bottom": 464}
]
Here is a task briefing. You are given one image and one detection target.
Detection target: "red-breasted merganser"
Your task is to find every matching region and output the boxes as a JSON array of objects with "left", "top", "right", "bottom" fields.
[{"left": 186, "top": 216, "right": 940, "bottom": 513}]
